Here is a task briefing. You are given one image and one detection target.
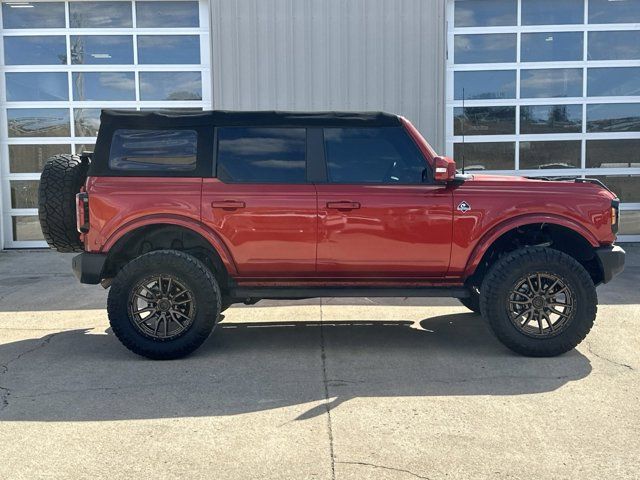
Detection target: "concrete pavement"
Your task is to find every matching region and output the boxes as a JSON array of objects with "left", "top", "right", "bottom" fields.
[{"left": 0, "top": 248, "right": 638, "bottom": 479}]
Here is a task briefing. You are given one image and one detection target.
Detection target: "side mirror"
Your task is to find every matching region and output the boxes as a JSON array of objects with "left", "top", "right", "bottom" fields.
[{"left": 433, "top": 156, "right": 456, "bottom": 183}]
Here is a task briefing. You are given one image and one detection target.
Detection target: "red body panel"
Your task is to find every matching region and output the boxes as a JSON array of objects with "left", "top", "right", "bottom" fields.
[
  {"left": 316, "top": 184, "right": 453, "bottom": 277},
  {"left": 201, "top": 179, "right": 317, "bottom": 277},
  {"left": 84, "top": 120, "right": 618, "bottom": 286}
]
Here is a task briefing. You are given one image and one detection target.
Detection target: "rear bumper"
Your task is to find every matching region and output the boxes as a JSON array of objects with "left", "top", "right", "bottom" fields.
[
  {"left": 595, "top": 245, "right": 625, "bottom": 284},
  {"left": 72, "top": 252, "right": 107, "bottom": 284}
]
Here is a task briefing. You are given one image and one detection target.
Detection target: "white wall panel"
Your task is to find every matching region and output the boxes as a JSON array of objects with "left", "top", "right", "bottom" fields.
[{"left": 210, "top": 0, "right": 446, "bottom": 150}]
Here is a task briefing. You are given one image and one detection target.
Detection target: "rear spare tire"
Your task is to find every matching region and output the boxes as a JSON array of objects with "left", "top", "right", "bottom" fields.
[{"left": 38, "top": 154, "right": 89, "bottom": 252}]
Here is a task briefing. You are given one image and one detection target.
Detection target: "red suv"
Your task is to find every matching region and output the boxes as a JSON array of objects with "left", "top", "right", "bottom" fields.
[{"left": 38, "top": 110, "right": 625, "bottom": 359}]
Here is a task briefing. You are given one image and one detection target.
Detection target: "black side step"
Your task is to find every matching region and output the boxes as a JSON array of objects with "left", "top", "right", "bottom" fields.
[{"left": 230, "top": 287, "right": 470, "bottom": 299}]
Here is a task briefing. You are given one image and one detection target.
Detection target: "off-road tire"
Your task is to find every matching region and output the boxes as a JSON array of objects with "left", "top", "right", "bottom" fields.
[
  {"left": 480, "top": 247, "right": 597, "bottom": 357},
  {"left": 107, "top": 250, "right": 221, "bottom": 360},
  {"left": 458, "top": 288, "right": 480, "bottom": 313},
  {"left": 38, "top": 154, "right": 88, "bottom": 252}
]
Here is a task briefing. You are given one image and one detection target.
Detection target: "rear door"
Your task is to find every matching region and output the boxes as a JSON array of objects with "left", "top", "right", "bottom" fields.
[
  {"left": 201, "top": 127, "right": 317, "bottom": 277},
  {"left": 315, "top": 127, "right": 453, "bottom": 277}
]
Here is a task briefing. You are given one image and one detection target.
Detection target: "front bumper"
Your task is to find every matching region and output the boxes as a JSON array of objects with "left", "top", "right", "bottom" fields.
[
  {"left": 72, "top": 252, "right": 107, "bottom": 284},
  {"left": 595, "top": 245, "right": 625, "bottom": 284}
]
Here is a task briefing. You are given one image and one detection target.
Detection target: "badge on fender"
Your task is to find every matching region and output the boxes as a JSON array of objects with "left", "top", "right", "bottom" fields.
[{"left": 457, "top": 201, "right": 471, "bottom": 213}]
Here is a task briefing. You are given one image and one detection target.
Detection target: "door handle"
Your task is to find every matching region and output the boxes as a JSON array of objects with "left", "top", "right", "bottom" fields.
[
  {"left": 326, "top": 201, "right": 361, "bottom": 210},
  {"left": 211, "top": 200, "right": 246, "bottom": 210}
]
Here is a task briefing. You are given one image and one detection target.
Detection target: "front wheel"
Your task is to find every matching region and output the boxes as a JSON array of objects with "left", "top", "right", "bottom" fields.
[
  {"left": 480, "top": 247, "right": 597, "bottom": 357},
  {"left": 107, "top": 250, "right": 221, "bottom": 359}
]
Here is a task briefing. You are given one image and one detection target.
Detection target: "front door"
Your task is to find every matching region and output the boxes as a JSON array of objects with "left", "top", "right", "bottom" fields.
[
  {"left": 202, "top": 127, "right": 317, "bottom": 277},
  {"left": 316, "top": 127, "right": 453, "bottom": 277}
]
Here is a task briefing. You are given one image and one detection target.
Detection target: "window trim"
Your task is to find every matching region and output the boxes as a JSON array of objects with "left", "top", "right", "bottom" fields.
[{"left": 213, "top": 126, "right": 310, "bottom": 185}]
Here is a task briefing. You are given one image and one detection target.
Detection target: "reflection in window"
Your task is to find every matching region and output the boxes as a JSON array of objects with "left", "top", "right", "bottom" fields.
[
  {"left": 454, "top": 0, "right": 516, "bottom": 27},
  {"left": 136, "top": 1, "right": 199, "bottom": 27},
  {"left": 10, "top": 180, "right": 39, "bottom": 209},
  {"left": 9, "top": 144, "right": 71, "bottom": 173},
  {"left": 521, "top": 32, "right": 583, "bottom": 62},
  {"left": 74, "top": 109, "right": 102, "bottom": 137},
  {"left": 454, "top": 107, "right": 515, "bottom": 136},
  {"left": 588, "top": 67, "right": 640, "bottom": 97},
  {"left": 69, "top": 1, "right": 133, "bottom": 28},
  {"left": 454, "top": 70, "right": 516, "bottom": 100},
  {"left": 521, "top": 0, "right": 583, "bottom": 25},
  {"left": 592, "top": 177, "right": 640, "bottom": 203},
  {"left": 588, "top": 31, "right": 640, "bottom": 61},
  {"left": 589, "top": 0, "right": 640, "bottom": 24},
  {"left": 137, "top": 36, "right": 200, "bottom": 64},
  {"left": 109, "top": 129, "right": 197, "bottom": 171},
  {"left": 2, "top": 2, "right": 65, "bottom": 28},
  {"left": 6, "top": 72, "right": 68, "bottom": 101},
  {"left": 587, "top": 140, "right": 640, "bottom": 169},
  {"left": 70, "top": 36, "right": 134, "bottom": 64},
  {"left": 619, "top": 211, "right": 640, "bottom": 236},
  {"left": 8, "top": 109, "right": 70, "bottom": 137},
  {"left": 72, "top": 72, "right": 136, "bottom": 101},
  {"left": 520, "top": 69, "right": 583, "bottom": 98},
  {"left": 217, "top": 128, "right": 306, "bottom": 183},
  {"left": 12, "top": 216, "right": 44, "bottom": 242},
  {"left": 139, "top": 72, "right": 202, "bottom": 100},
  {"left": 587, "top": 104, "right": 640, "bottom": 133},
  {"left": 520, "top": 105, "right": 582, "bottom": 134},
  {"left": 519, "top": 141, "right": 581, "bottom": 170},
  {"left": 453, "top": 142, "right": 515, "bottom": 171},
  {"left": 324, "top": 128, "right": 427, "bottom": 184},
  {"left": 3, "top": 36, "right": 67, "bottom": 65},
  {"left": 454, "top": 34, "right": 516, "bottom": 64}
]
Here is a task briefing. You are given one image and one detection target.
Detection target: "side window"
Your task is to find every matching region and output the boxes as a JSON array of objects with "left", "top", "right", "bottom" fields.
[
  {"left": 323, "top": 127, "right": 428, "bottom": 184},
  {"left": 109, "top": 129, "right": 197, "bottom": 171},
  {"left": 216, "top": 127, "right": 307, "bottom": 183}
]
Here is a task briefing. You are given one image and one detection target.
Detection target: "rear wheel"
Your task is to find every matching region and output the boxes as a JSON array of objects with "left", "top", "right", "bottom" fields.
[
  {"left": 480, "top": 247, "right": 597, "bottom": 357},
  {"left": 107, "top": 250, "right": 221, "bottom": 359}
]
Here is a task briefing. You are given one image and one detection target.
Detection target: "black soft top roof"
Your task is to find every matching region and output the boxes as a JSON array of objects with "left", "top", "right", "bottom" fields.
[{"left": 100, "top": 109, "right": 402, "bottom": 128}]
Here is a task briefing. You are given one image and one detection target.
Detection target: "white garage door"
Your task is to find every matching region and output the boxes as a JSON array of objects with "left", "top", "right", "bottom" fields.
[
  {"left": 446, "top": 0, "right": 640, "bottom": 241},
  {"left": 0, "top": 0, "right": 211, "bottom": 248}
]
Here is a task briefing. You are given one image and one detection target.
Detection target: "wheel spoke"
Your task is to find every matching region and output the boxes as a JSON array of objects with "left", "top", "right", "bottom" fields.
[
  {"left": 154, "top": 315, "right": 164, "bottom": 337},
  {"left": 132, "top": 306, "right": 156, "bottom": 315},
  {"left": 526, "top": 276, "right": 536, "bottom": 295},
  {"left": 545, "top": 277, "right": 560, "bottom": 294},
  {"left": 133, "top": 292, "right": 154, "bottom": 302},
  {"left": 542, "top": 312, "right": 554, "bottom": 331},
  {"left": 509, "top": 299, "right": 530, "bottom": 305},
  {"left": 548, "top": 306, "right": 570, "bottom": 318},
  {"left": 173, "top": 310, "right": 191, "bottom": 321},
  {"left": 169, "top": 311, "right": 185, "bottom": 328}
]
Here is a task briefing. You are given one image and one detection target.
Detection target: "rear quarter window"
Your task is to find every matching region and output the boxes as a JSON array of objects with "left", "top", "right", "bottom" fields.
[{"left": 109, "top": 129, "right": 197, "bottom": 172}]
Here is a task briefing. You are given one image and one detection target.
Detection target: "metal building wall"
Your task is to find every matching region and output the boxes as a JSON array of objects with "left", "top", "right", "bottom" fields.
[{"left": 209, "top": 0, "right": 447, "bottom": 151}]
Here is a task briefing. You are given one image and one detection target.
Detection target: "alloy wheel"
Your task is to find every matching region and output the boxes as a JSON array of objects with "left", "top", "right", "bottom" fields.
[
  {"left": 128, "top": 275, "right": 196, "bottom": 340},
  {"left": 506, "top": 272, "right": 575, "bottom": 338}
]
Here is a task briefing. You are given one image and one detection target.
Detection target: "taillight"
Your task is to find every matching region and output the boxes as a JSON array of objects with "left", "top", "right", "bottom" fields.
[
  {"left": 76, "top": 192, "right": 89, "bottom": 233},
  {"left": 611, "top": 199, "right": 620, "bottom": 234}
]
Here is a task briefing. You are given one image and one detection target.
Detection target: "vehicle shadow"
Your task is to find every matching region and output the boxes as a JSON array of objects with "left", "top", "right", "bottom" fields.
[{"left": 0, "top": 312, "right": 591, "bottom": 422}]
